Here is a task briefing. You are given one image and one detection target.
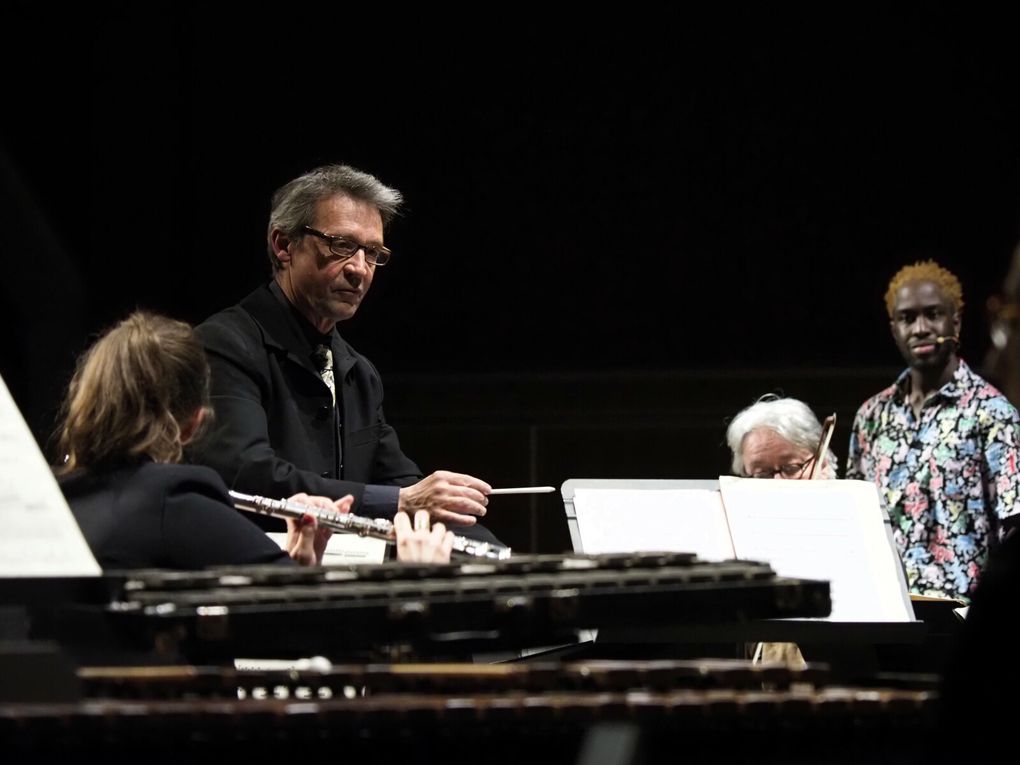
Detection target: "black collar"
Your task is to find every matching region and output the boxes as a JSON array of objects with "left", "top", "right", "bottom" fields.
[
  {"left": 240, "top": 282, "right": 358, "bottom": 380},
  {"left": 268, "top": 281, "right": 333, "bottom": 349}
]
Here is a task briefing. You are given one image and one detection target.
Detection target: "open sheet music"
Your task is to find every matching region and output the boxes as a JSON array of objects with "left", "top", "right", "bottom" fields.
[
  {"left": 568, "top": 478, "right": 913, "bottom": 623},
  {"left": 0, "top": 374, "right": 100, "bottom": 576}
]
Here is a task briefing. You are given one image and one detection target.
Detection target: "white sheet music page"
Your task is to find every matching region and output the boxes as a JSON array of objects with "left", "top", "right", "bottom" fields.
[
  {"left": 0, "top": 375, "right": 101, "bottom": 576},
  {"left": 718, "top": 477, "right": 912, "bottom": 622},
  {"left": 267, "top": 532, "right": 387, "bottom": 565},
  {"left": 572, "top": 488, "right": 734, "bottom": 560}
]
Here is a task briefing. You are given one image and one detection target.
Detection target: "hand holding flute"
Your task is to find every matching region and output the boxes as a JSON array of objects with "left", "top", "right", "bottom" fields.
[
  {"left": 282, "top": 493, "right": 344, "bottom": 565},
  {"left": 394, "top": 510, "right": 456, "bottom": 563},
  {"left": 231, "top": 491, "right": 511, "bottom": 561}
]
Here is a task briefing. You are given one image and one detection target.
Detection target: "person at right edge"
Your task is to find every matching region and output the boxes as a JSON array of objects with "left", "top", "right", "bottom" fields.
[{"left": 938, "top": 246, "right": 1020, "bottom": 764}]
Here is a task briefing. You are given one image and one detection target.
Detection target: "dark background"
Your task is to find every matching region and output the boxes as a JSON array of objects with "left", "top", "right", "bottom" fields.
[{"left": 3, "top": 7, "right": 1019, "bottom": 552}]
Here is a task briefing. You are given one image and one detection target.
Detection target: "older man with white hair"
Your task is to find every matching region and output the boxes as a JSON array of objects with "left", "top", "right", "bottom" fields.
[
  {"left": 726, "top": 394, "right": 837, "bottom": 480},
  {"left": 725, "top": 393, "right": 837, "bottom": 669}
]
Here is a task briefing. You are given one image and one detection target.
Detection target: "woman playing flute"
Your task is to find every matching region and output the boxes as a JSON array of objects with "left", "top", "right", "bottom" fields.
[{"left": 54, "top": 312, "right": 452, "bottom": 568}]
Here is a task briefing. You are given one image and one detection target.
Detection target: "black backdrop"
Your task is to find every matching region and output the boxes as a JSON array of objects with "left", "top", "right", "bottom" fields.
[{"left": 3, "top": 7, "right": 1019, "bottom": 550}]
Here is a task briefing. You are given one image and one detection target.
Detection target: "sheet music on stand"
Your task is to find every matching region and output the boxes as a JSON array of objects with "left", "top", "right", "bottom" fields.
[
  {"left": 563, "top": 477, "right": 913, "bottom": 623},
  {"left": 267, "top": 531, "right": 388, "bottom": 564},
  {"left": 0, "top": 374, "right": 100, "bottom": 576}
]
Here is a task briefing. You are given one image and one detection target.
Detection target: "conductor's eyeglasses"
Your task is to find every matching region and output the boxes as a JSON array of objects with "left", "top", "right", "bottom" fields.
[{"left": 302, "top": 226, "right": 391, "bottom": 266}]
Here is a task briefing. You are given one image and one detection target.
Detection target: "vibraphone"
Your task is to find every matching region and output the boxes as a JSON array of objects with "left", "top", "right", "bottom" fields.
[
  {"left": 99, "top": 551, "right": 831, "bottom": 661},
  {"left": 1, "top": 659, "right": 937, "bottom": 762},
  {"left": 0, "top": 553, "right": 940, "bottom": 761}
]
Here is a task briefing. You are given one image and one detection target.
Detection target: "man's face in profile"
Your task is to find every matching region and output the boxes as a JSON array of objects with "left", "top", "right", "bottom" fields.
[{"left": 889, "top": 279, "right": 960, "bottom": 372}]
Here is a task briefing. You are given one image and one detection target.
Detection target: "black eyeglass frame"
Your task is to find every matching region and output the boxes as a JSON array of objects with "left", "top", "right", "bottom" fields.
[{"left": 748, "top": 456, "right": 816, "bottom": 480}]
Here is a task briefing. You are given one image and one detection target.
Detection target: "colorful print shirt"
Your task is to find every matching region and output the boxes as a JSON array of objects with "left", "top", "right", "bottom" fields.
[{"left": 846, "top": 360, "right": 1020, "bottom": 601}]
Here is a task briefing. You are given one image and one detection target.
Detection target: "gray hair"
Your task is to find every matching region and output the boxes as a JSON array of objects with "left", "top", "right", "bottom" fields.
[
  {"left": 725, "top": 394, "right": 838, "bottom": 478},
  {"left": 266, "top": 164, "right": 404, "bottom": 271}
]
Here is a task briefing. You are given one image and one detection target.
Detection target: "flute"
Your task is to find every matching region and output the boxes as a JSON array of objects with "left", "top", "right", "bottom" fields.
[{"left": 228, "top": 490, "right": 512, "bottom": 561}]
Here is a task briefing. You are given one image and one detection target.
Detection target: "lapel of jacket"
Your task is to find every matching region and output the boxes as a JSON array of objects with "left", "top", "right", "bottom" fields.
[
  {"left": 331, "top": 335, "right": 358, "bottom": 459},
  {"left": 330, "top": 335, "right": 358, "bottom": 384}
]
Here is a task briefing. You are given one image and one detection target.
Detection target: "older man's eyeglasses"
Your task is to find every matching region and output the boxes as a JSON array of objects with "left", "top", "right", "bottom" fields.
[
  {"left": 302, "top": 226, "right": 391, "bottom": 266},
  {"left": 749, "top": 457, "right": 815, "bottom": 480}
]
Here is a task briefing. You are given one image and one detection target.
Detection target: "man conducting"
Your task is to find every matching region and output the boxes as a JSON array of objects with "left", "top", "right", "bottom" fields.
[{"left": 195, "top": 164, "right": 499, "bottom": 543}]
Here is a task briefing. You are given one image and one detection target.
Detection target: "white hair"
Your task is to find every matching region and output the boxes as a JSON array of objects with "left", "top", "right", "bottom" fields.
[{"left": 726, "top": 394, "right": 838, "bottom": 478}]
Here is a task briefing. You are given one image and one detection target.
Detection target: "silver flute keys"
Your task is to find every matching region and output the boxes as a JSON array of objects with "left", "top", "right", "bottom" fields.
[{"left": 228, "top": 491, "right": 512, "bottom": 561}]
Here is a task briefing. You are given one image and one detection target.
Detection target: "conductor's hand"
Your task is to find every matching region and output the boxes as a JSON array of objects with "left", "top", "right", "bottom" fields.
[
  {"left": 283, "top": 493, "right": 350, "bottom": 565},
  {"left": 394, "top": 510, "right": 455, "bottom": 563},
  {"left": 398, "top": 471, "right": 491, "bottom": 526}
]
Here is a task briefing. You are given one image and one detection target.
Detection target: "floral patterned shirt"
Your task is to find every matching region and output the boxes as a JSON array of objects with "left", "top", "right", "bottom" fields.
[{"left": 846, "top": 360, "right": 1020, "bottom": 601}]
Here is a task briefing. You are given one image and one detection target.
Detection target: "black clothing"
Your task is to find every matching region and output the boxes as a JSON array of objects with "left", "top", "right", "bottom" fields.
[
  {"left": 194, "top": 282, "right": 501, "bottom": 546},
  {"left": 60, "top": 461, "right": 292, "bottom": 569}
]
